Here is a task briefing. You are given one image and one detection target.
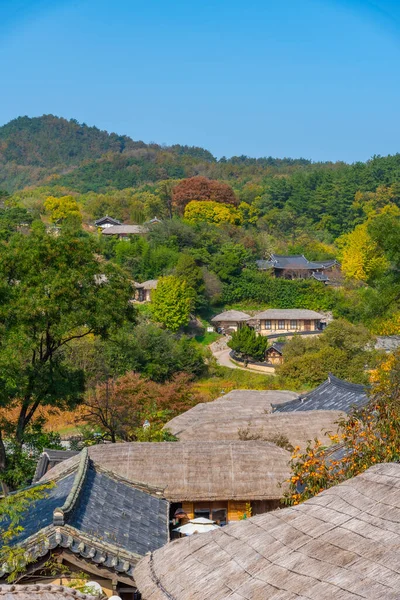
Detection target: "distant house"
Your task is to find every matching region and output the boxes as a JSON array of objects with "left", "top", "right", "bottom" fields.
[
  {"left": 40, "top": 441, "right": 292, "bottom": 524},
  {"left": 211, "top": 310, "right": 251, "bottom": 332},
  {"left": 272, "top": 373, "right": 369, "bottom": 414},
  {"left": 256, "top": 253, "right": 339, "bottom": 281},
  {"left": 265, "top": 341, "right": 285, "bottom": 365},
  {"left": 101, "top": 224, "right": 149, "bottom": 239},
  {"left": 134, "top": 279, "right": 158, "bottom": 302},
  {"left": 252, "top": 308, "right": 324, "bottom": 335},
  {"left": 94, "top": 215, "right": 121, "bottom": 229},
  {"left": 145, "top": 216, "right": 163, "bottom": 225},
  {"left": 1, "top": 448, "right": 169, "bottom": 595}
]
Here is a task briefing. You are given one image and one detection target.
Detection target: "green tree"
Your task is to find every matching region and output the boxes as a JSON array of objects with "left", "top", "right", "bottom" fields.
[
  {"left": 0, "top": 223, "right": 134, "bottom": 482},
  {"left": 151, "top": 276, "right": 195, "bottom": 331},
  {"left": 173, "top": 253, "right": 205, "bottom": 307},
  {"left": 210, "top": 242, "right": 251, "bottom": 281},
  {"left": 228, "top": 326, "right": 268, "bottom": 362},
  {"left": 0, "top": 482, "right": 54, "bottom": 581}
]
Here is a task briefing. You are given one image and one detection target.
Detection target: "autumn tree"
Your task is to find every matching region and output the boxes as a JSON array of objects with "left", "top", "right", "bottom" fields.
[
  {"left": 184, "top": 200, "right": 239, "bottom": 225},
  {"left": 151, "top": 275, "right": 195, "bottom": 331},
  {"left": 337, "top": 221, "right": 389, "bottom": 282},
  {"left": 0, "top": 223, "right": 134, "bottom": 482},
  {"left": 84, "top": 371, "right": 200, "bottom": 442},
  {"left": 284, "top": 352, "right": 400, "bottom": 506},
  {"left": 173, "top": 176, "right": 237, "bottom": 213},
  {"left": 44, "top": 195, "right": 82, "bottom": 224}
]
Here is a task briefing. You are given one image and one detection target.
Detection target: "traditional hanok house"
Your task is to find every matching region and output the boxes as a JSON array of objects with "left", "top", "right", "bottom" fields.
[
  {"left": 211, "top": 310, "right": 251, "bottom": 333},
  {"left": 0, "top": 585, "right": 96, "bottom": 600},
  {"left": 135, "top": 462, "right": 400, "bottom": 600},
  {"left": 145, "top": 217, "right": 162, "bottom": 225},
  {"left": 255, "top": 253, "right": 340, "bottom": 281},
  {"left": 265, "top": 341, "right": 285, "bottom": 364},
  {"left": 271, "top": 373, "right": 369, "bottom": 414},
  {"left": 163, "top": 389, "right": 343, "bottom": 452},
  {"left": 1, "top": 448, "right": 169, "bottom": 599},
  {"left": 253, "top": 308, "right": 324, "bottom": 335},
  {"left": 94, "top": 215, "right": 122, "bottom": 229},
  {"left": 40, "top": 441, "right": 292, "bottom": 525},
  {"left": 101, "top": 225, "right": 148, "bottom": 239},
  {"left": 133, "top": 280, "right": 158, "bottom": 303}
]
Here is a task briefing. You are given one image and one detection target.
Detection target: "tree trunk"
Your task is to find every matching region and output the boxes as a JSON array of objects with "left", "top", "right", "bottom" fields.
[{"left": 0, "top": 429, "right": 9, "bottom": 496}]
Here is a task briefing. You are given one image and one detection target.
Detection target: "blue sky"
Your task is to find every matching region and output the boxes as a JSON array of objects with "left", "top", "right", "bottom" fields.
[{"left": 1, "top": 0, "right": 400, "bottom": 162}]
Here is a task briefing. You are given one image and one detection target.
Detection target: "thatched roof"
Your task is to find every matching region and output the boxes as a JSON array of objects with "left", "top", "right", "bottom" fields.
[
  {"left": 135, "top": 463, "right": 400, "bottom": 600},
  {"left": 165, "top": 390, "right": 299, "bottom": 435},
  {"left": 211, "top": 310, "right": 251, "bottom": 322},
  {"left": 253, "top": 308, "right": 324, "bottom": 320},
  {"left": 164, "top": 390, "right": 341, "bottom": 450},
  {"left": 166, "top": 411, "right": 341, "bottom": 450},
  {"left": 41, "top": 441, "right": 291, "bottom": 502},
  {"left": 272, "top": 374, "right": 368, "bottom": 414},
  {"left": 0, "top": 585, "right": 95, "bottom": 600}
]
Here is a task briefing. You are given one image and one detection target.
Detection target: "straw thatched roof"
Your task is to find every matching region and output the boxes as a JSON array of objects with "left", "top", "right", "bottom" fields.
[
  {"left": 164, "top": 390, "right": 341, "bottom": 450},
  {"left": 211, "top": 310, "right": 251, "bottom": 322},
  {"left": 165, "top": 389, "right": 299, "bottom": 435},
  {"left": 0, "top": 586, "right": 94, "bottom": 600},
  {"left": 135, "top": 462, "right": 400, "bottom": 600},
  {"left": 166, "top": 410, "right": 342, "bottom": 450},
  {"left": 41, "top": 441, "right": 291, "bottom": 502}
]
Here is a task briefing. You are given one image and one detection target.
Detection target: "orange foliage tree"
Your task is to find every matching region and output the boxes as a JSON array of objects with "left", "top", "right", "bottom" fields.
[
  {"left": 83, "top": 371, "right": 201, "bottom": 442},
  {"left": 172, "top": 176, "right": 237, "bottom": 213},
  {"left": 284, "top": 352, "right": 400, "bottom": 505}
]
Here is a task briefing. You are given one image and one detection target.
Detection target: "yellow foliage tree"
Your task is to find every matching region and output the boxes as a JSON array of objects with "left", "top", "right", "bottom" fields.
[
  {"left": 44, "top": 195, "right": 82, "bottom": 224},
  {"left": 184, "top": 200, "right": 239, "bottom": 225},
  {"left": 337, "top": 222, "right": 388, "bottom": 282}
]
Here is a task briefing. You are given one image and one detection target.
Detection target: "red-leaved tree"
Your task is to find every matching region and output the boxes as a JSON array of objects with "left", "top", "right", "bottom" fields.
[
  {"left": 83, "top": 372, "right": 201, "bottom": 442},
  {"left": 172, "top": 176, "right": 237, "bottom": 213}
]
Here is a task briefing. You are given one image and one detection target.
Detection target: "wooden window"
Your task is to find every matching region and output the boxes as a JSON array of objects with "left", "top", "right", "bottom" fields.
[
  {"left": 290, "top": 320, "right": 297, "bottom": 329},
  {"left": 265, "top": 320, "right": 271, "bottom": 330},
  {"left": 278, "top": 320, "right": 285, "bottom": 330},
  {"left": 212, "top": 508, "right": 227, "bottom": 526},
  {"left": 194, "top": 508, "right": 210, "bottom": 519}
]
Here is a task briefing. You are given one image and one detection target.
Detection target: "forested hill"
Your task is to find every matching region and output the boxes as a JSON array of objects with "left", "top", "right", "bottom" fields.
[
  {"left": 2, "top": 115, "right": 400, "bottom": 237},
  {"left": 0, "top": 115, "right": 314, "bottom": 192}
]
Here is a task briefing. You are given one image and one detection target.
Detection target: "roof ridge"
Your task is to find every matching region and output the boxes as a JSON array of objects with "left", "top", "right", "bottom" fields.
[
  {"left": 53, "top": 448, "right": 88, "bottom": 526},
  {"left": 328, "top": 373, "right": 367, "bottom": 392}
]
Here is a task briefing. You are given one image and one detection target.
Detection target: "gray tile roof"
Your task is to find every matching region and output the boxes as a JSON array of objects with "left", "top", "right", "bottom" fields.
[
  {"left": 0, "top": 449, "right": 169, "bottom": 580},
  {"left": 312, "top": 271, "right": 329, "bottom": 281},
  {"left": 268, "top": 254, "right": 338, "bottom": 270},
  {"left": 94, "top": 216, "right": 121, "bottom": 226},
  {"left": 0, "top": 585, "right": 95, "bottom": 600},
  {"left": 272, "top": 373, "right": 368, "bottom": 414}
]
